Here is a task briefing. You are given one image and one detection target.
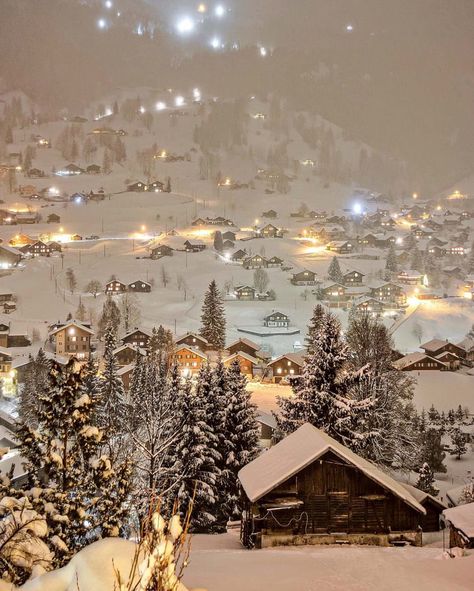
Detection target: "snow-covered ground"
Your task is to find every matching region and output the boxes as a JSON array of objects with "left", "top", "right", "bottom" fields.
[{"left": 184, "top": 531, "right": 474, "bottom": 591}]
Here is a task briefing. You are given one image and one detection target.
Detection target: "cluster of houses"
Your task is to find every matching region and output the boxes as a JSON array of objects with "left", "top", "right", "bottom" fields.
[
  {"left": 105, "top": 279, "right": 152, "bottom": 294},
  {"left": 394, "top": 338, "right": 474, "bottom": 372},
  {"left": 127, "top": 179, "right": 170, "bottom": 193}
]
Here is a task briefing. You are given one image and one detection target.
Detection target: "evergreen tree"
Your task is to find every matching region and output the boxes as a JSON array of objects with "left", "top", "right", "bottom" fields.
[
  {"left": 419, "top": 428, "right": 447, "bottom": 473},
  {"left": 410, "top": 247, "right": 424, "bottom": 273},
  {"left": 18, "top": 349, "right": 50, "bottom": 426},
  {"left": 385, "top": 242, "right": 398, "bottom": 275},
  {"left": 213, "top": 230, "right": 224, "bottom": 252},
  {"left": 148, "top": 325, "right": 174, "bottom": 359},
  {"left": 16, "top": 360, "right": 131, "bottom": 567},
  {"left": 416, "top": 463, "right": 439, "bottom": 496},
  {"left": 276, "top": 310, "right": 372, "bottom": 450},
  {"left": 75, "top": 298, "right": 86, "bottom": 321},
  {"left": 98, "top": 295, "right": 121, "bottom": 339},
  {"left": 306, "top": 304, "right": 326, "bottom": 352},
  {"left": 450, "top": 428, "right": 467, "bottom": 460},
  {"left": 200, "top": 280, "right": 226, "bottom": 350},
  {"left": 174, "top": 364, "right": 220, "bottom": 531},
  {"left": 327, "top": 256, "right": 344, "bottom": 283},
  {"left": 458, "top": 482, "right": 474, "bottom": 505},
  {"left": 220, "top": 360, "right": 259, "bottom": 520},
  {"left": 97, "top": 323, "right": 127, "bottom": 439},
  {"left": 466, "top": 240, "right": 474, "bottom": 274}
]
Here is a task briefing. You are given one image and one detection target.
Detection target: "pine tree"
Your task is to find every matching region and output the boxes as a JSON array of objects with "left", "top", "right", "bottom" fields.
[
  {"left": 98, "top": 295, "right": 121, "bottom": 339},
  {"left": 327, "top": 256, "right": 343, "bottom": 283},
  {"left": 16, "top": 360, "right": 131, "bottom": 567},
  {"left": 97, "top": 323, "right": 127, "bottom": 438},
  {"left": 420, "top": 428, "right": 446, "bottom": 473},
  {"left": 385, "top": 242, "right": 398, "bottom": 275},
  {"left": 450, "top": 428, "right": 467, "bottom": 460},
  {"left": 148, "top": 325, "right": 174, "bottom": 359},
  {"left": 416, "top": 463, "right": 439, "bottom": 496},
  {"left": 200, "top": 280, "right": 226, "bottom": 350},
  {"left": 410, "top": 247, "right": 424, "bottom": 273},
  {"left": 306, "top": 304, "right": 326, "bottom": 352},
  {"left": 75, "top": 298, "right": 86, "bottom": 321},
  {"left": 466, "top": 240, "right": 474, "bottom": 274},
  {"left": 276, "top": 310, "right": 372, "bottom": 450},
  {"left": 18, "top": 349, "right": 50, "bottom": 426},
  {"left": 458, "top": 482, "right": 474, "bottom": 505},
  {"left": 173, "top": 364, "right": 220, "bottom": 531},
  {"left": 213, "top": 230, "right": 224, "bottom": 252},
  {"left": 220, "top": 360, "right": 259, "bottom": 520},
  {"left": 65, "top": 267, "right": 77, "bottom": 293}
]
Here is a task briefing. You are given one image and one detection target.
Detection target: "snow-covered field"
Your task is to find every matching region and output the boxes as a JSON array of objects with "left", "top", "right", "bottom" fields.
[{"left": 184, "top": 532, "right": 474, "bottom": 591}]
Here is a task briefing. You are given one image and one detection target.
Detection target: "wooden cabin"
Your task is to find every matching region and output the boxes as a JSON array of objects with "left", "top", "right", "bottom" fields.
[
  {"left": 173, "top": 345, "right": 207, "bottom": 376},
  {"left": 121, "top": 328, "right": 151, "bottom": 349},
  {"left": 267, "top": 353, "right": 304, "bottom": 383},
  {"left": 239, "top": 424, "right": 428, "bottom": 549},
  {"left": 442, "top": 505, "right": 474, "bottom": 549},
  {"left": 113, "top": 344, "right": 146, "bottom": 367},
  {"left": 223, "top": 352, "right": 258, "bottom": 377},
  {"left": 175, "top": 332, "right": 209, "bottom": 351}
]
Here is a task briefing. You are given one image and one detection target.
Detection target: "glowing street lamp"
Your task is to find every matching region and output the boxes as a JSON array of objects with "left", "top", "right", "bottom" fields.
[
  {"left": 155, "top": 101, "right": 166, "bottom": 111},
  {"left": 176, "top": 17, "right": 195, "bottom": 35},
  {"left": 97, "top": 18, "right": 107, "bottom": 30},
  {"left": 175, "top": 95, "right": 185, "bottom": 107},
  {"left": 210, "top": 37, "right": 222, "bottom": 49},
  {"left": 197, "top": 3, "right": 207, "bottom": 13},
  {"left": 259, "top": 46, "right": 267, "bottom": 57},
  {"left": 215, "top": 4, "right": 225, "bottom": 17},
  {"left": 104, "top": 0, "right": 113, "bottom": 8}
]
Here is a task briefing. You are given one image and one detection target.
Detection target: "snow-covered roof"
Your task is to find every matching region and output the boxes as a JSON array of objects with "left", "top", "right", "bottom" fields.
[
  {"left": 113, "top": 344, "right": 146, "bottom": 356},
  {"left": 238, "top": 424, "right": 426, "bottom": 513},
  {"left": 267, "top": 353, "right": 304, "bottom": 367},
  {"left": 49, "top": 321, "right": 94, "bottom": 337},
  {"left": 257, "top": 411, "right": 277, "bottom": 430},
  {"left": 223, "top": 351, "right": 259, "bottom": 365},
  {"left": 393, "top": 352, "right": 447, "bottom": 370},
  {"left": 400, "top": 483, "right": 447, "bottom": 510},
  {"left": 443, "top": 504, "right": 474, "bottom": 538},
  {"left": 421, "top": 339, "right": 451, "bottom": 352},
  {"left": 121, "top": 327, "right": 152, "bottom": 339},
  {"left": 226, "top": 337, "right": 260, "bottom": 351},
  {"left": 117, "top": 363, "right": 135, "bottom": 376},
  {"left": 174, "top": 344, "right": 208, "bottom": 359}
]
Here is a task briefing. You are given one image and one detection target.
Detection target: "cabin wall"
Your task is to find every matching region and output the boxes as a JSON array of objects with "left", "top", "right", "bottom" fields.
[{"left": 251, "top": 451, "right": 422, "bottom": 539}]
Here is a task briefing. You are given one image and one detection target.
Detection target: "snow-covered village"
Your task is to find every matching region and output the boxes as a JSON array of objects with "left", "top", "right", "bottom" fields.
[{"left": 0, "top": 1, "right": 473, "bottom": 589}]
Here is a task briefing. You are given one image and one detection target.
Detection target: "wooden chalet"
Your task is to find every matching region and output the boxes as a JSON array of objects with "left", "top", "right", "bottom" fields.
[
  {"left": 173, "top": 345, "right": 207, "bottom": 376},
  {"left": 351, "top": 297, "right": 385, "bottom": 317},
  {"left": 128, "top": 280, "right": 152, "bottom": 293},
  {"left": 118, "top": 364, "right": 135, "bottom": 391},
  {"left": 420, "top": 339, "right": 465, "bottom": 359},
  {"left": 0, "top": 245, "right": 22, "bottom": 268},
  {"left": 86, "top": 164, "right": 101, "bottom": 174},
  {"left": 291, "top": 270, "right": 317, "bottom": 286},
  {"left": 20, "top": 241, "right": 52, "bottom": 257},
  {"left": 262, "top": 209, "right": 277, "bottom": 219},
  {"left": 176, "top": 332, "right": 209, "bottom": 351},
  {"left": 105, "top": 279, "right": 127, "bottom": 295},
  {"left": 267, "top": 353, "right": 304, "bottom": 383},
  {"left": 151, "top": 244, "right": 174, "bottom": 259},
  {"left": 223, "top": 352, "right": 259, "bottom": 377},
  {"left": 243, "top": 254, "right": 268, "bottom": 269},
  {"left": 127, "top": 181, "right": 147, "bottom": 192},
  {"left": 234, "top": 285, "right": 256, "bottom": 300},
  {"left": 342, "top": 269, "right": 364, "bottom": 286},
  {"left": 113, "top": 344, "right": 146, "bottom": 367},
  {"left": 442, "top": 505, "right": 474, "bottom": 549},
  {"left": 184, "top": 240, "right": 206, "bottom": 252},
  {"left": 393, "top": 352, "right": 448, "bottom": 372},
  {"left": 149, "top": 180, "right": 164, "bottom": 192},
  {"left": 369, "top": 282, "right": 407, "bottom": 307},
  {"left": 264, "top": 311, "right": 290, "bottom": 328},
  {"left": 267, "top": 256, "right": 284, "bottom": 268},
  {"left": 400, "top": 484, "right": 446, "bottom": 531},
  {"left": 231, "top": 249, "right": 247, "bottom": 262},
  {"left": 226, "top": 338, "right": 264, "bottom": 359},
  {"left": 121, "top": 328, "right": 152, "bottom": 349},
  {"left": 397, "top": 270, "right": 424, "bottom": 285},
  {"left": 222, "top": 231, "right": 236, "bottom": 242},
  {"left": 47, "top": 213, "right": 61, "bottom": 223},
  {"left": 239, "top": 424, "right": 431, "bottom": 549},
  {"left": 258, "top": 224, "right": 283, "bottom": 238},
  {"left": 326, "top": 240, "right": 354, "bottom": 254},
  {"left": 49, "top": 321, "right": 93, "bottom": 361},
  {"left": 318, "top": 282, "right": 348, "bottom": 304}
]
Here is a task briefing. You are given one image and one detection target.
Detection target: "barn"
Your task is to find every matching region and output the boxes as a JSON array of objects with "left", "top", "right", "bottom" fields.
[{"left": 239, "top": 424, "right": 430, "bottom": 549}]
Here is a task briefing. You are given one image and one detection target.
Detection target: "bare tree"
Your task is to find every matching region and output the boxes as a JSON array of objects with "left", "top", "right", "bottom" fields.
[
  {"left": 119, "top": 293, "right": 141, "bottom": 334},
  {"left": 161, "top": 266, "right": 170, "bottom": 288},
  {"left": 85, "top": 279, "right": 102, "bottom": 298},
  {"left": 253, "top": 268, "right": 269, "bottom": 293}
]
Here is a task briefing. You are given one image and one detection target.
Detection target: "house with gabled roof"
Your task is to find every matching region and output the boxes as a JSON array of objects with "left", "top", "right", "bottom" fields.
[
  {"left": 239, "top": 423, "right": 430, "bottom": 548},
  {"left": 49, "top": 321, "right": 94, "bottom": 361},
  {"left": 267, "top": 353, "right": 304, "bottom": 383}
]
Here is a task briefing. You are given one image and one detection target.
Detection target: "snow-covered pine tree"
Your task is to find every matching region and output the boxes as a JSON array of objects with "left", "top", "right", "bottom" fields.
[
  {"left": 327, "top": 256, "right": 344, "bottom": 283},
  {"left": 97, "top": 323, "right": 128, "bottom": 439},
  {"left": 17, "top": 348, "right": 50, "bottom": 426},
  {"left": 466, "top": 239, "right": 474, "bottom": 274},
  {"left": 16, "top": 359, "right": 131, "bottom": 567},
  {"left": 200, "top": 280, "right": 226, "bottom": 350},
  {"left": 276, "top": 310, "right": 372, "bottom": 450},
  {"left": 419, "top": 428, "right": 447, "bottom": 473},
  {"left": 450, "top": 428, "right": 467, "bottom": 460},
  {"left": 98, "top": 295, "right": 121, "bottom": 340},
  {"left": 305, "top": 303, "right": 326, "bottom": 353},
  {"left": 346, "top": 312, "right": 419, "bottom": 469},
  {"left": 385, "top": 242, "right": 398, "bottom": 275},
  {"left": 416, "top": 462, "right": 439, "bottom": 496},
  {"left": 458, "top": 482, "right": 474, "bottom": 505},
  {"left": 221, "top": 359, "right": 260, "bottom": 520},
  {"left": 173, "top": 364, "right": 220, "bottom": 531},
  {"left": 148, "top": 325, "right": 174, "bottom": 359}
]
